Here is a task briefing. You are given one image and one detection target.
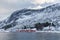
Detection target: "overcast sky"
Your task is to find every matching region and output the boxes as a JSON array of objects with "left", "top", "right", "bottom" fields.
[{"left": 0, "top": 0, "right": 60, "bottom": 21}]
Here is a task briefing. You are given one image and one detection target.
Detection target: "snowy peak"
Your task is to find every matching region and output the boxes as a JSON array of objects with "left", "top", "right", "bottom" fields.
[{"left": 7, "top": 3, "right": 60, "bottom": 23}]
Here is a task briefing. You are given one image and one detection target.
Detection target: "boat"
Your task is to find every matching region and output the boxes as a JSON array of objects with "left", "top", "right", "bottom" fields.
[{"left": 16, "top": 28, "right": 36, "bottom": 32}]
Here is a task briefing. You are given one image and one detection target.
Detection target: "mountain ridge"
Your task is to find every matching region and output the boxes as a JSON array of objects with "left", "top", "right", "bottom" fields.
[{"left": 1, "top": 3, "right": 60, "bottom": 31}]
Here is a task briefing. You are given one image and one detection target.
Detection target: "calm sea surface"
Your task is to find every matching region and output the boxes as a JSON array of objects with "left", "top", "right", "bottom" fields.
[{"left": 0, "top": 32, "right": 60, "bottom": 40}]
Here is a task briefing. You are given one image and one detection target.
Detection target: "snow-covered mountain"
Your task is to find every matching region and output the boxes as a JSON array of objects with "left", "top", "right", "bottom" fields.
[{"left": 1, "top": 3, "right": 60, "bottom": 31}]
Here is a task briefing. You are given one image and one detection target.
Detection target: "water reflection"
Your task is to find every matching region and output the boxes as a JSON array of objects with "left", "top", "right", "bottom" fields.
[
  {"left": 36, "top": 32, "right": 60, "bottom": 40},
  {"left": 0, "top": 32, "right": 60, "bottom": 40}
]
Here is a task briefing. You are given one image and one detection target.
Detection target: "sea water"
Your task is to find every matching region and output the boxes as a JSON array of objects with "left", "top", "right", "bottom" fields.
[{"left": 0, "top": 32, "right": 60, "bottom": 40}]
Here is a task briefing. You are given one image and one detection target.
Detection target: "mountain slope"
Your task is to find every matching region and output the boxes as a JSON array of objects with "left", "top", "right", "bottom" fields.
[{"left": 1, "top": 3, "right": 60, "bottom": 31}]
